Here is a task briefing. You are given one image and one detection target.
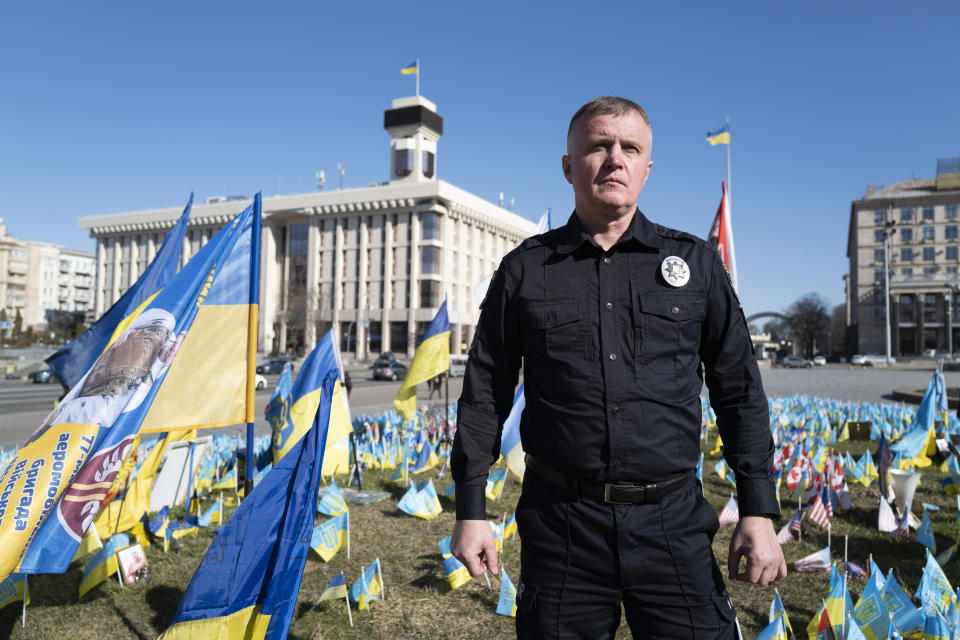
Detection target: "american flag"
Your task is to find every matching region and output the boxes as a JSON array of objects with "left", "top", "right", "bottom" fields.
[
  {"left": 891, "top": 506, "right": 910, "bottom": 539},
  {"left": 777, "top": 510, "right": 803, "bottom": 544},
  {"left": 794, "top": 545, "right": 832, "bottom": 572},
  {"left": 808, "top": 494, "right": 832, "bottom": 531},
  {"left": 718, "top": 495, "right": 739, "bottom": 527},
  {"left": 845, "top": 561, "right": 868, "bottom": 580},
  {"left": 821, "top": 487, "right": 834, "bottom": 519}
]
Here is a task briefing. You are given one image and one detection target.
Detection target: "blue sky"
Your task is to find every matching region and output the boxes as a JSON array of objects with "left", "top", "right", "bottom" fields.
[{"left": 1, "top": 1, "right": 957, "bottom": 317}]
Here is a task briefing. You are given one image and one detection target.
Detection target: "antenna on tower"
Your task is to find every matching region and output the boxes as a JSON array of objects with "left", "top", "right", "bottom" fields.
[
  {"left": 508, "top": 197, "right": 515, "bottom": 211},
  {"left": 316, "top": 170, "right": 326, "bottom": 191},
  {"left": 498, "top": 192, "right": 504, "bottom": 207},
  {"left": 338, "top": 163, "right": 345, "bottom": 190}
]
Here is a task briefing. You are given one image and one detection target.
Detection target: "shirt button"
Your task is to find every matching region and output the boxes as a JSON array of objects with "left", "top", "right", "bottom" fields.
[
  {"left": 603, "top": 256, "right": 611, "bottom": 264},
  {"left": 609, "top": 353, "right": 617, "bottom": 361},
  {"left": 605, "top": 302, "right": 613, "bottom": 310},
  {"left": 612, "top": 405, "right": 621, "bottom": 415},
  {"left": 672, "top": 306, "right": 680, "bottom": 314}
]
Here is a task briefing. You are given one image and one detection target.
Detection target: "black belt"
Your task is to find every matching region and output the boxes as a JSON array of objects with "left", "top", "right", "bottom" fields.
[{"left": 524, "top": 454, "right": 694, "bottom": 505}]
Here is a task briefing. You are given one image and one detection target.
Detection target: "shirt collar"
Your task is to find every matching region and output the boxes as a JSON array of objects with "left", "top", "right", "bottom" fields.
[{"left": 555, "top": 209, "right": 663, "bottom": 255}]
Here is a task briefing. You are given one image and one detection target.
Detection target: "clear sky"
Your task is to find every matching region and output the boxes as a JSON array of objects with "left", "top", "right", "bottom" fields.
[{"left": 1, "top": 1, "right": 957, "bottom": 317}]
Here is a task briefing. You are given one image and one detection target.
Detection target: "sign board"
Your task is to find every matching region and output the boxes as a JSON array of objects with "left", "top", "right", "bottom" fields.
[{"left": 149, "top": 436, "right": 212, "bottom": 512}]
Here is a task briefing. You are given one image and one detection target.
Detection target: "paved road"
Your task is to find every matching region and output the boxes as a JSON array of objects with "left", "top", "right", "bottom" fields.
[{"left": 0, "top": 364, "right": 951, "bottom": 450}]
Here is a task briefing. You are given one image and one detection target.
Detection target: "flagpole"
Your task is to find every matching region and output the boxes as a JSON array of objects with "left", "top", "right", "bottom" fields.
[
  {"left": 346, "top": 511, "right": 351, "bottom": 560},
  {"left": 376, "top": 558, "right": 385, "bottom": 600},
  {"left": 343, "top": 572, "right": 353, "bottom": 626},
  {"left": 244, "top": 194, "right": 263, "bottom": 498},
  {"left": 416, "top": 58, "right": 420, "bottom": 97},
  {"left": 22, "top": 575, "right": 27, "bottom": 627}
]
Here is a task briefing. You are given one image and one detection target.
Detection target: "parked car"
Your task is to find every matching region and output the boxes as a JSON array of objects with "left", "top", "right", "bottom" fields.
[
  {"left": 256, "top": 359, "right": 294, "bottom": 375},
  {"left": 372, "top": 352, "right": 400, "bottom": 368},
  {"left": 864, "top": 354, "right": 894, "bottom": 366},
  {"left": 28, "top": 368, "right": 58, "bottom": 383},
  {"left": 812, "top": 355, "right": 827, "bottom": 366},
  {"left": 851, "top": 354, "right": 868, "bottom": 366},
  {"left": 780, "top": 356, "right": 812, "bottom": 368},
  {"left": 373, "top": 360, "right": 408, "bottom": 381},
  {"left": 255, "top": 373, "right": 267, "bottom": 390},
  {"left": 449, "top": 355, "right": 468, "bottom": 377}
]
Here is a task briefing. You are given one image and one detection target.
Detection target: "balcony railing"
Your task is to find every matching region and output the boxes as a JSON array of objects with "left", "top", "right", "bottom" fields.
[{"left": 890, "top": 272, "right": 960, "bottom": 285}]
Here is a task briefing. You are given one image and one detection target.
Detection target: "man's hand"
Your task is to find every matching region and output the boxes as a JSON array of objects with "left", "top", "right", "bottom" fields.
[
  {"left": 451, "top": 519, "right": 499, "bottom": 577},
  {"left": 727, "top": 515, "right": 786, "bottom": 586}
]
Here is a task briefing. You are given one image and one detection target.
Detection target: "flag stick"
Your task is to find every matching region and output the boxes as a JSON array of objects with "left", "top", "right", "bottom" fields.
[
  {"left": 343, "top": 572, "right": 353, "bottom": 626},
  {"left": 501, "top": 513, "right": 507, "bottom": 549},
  {"left": 22, "top": 575, "right": 27, "bottom": 627},
  {"left": 185, "top": 441, "right": 195, "bottom": 518},
  {"left": 844, "top": 535, "right": 848, "bottom": 566},
  {"left": 244, "top": 194, "right": 262, "bottom": 498},
  {"left": 484, "top": 572, "right": 492, "bottom": 592},
  {"left": 347, "top": 512, "right": 351, "bottom": 561},
  {"left": 734, "top": 616, "right": 744, "bottom": 640},
  {"left": 415, "top": 57, "right": 420, "bottom": 97},
  {"left": 376, "top": 558, "right": 385, "bottom": 600}
]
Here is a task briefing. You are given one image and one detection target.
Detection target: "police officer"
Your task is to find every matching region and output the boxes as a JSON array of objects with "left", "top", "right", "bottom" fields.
[{"left": 450, "top": 97, "right": 786, "bottom": 639}]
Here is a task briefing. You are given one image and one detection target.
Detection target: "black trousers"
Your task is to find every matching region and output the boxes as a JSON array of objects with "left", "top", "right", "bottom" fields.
[{"left": 515, "top": 470, "right": 736, "bottom": 640}]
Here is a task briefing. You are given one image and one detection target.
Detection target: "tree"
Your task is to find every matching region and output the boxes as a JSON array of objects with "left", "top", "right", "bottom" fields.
[
  {"left": 762, "top": 320, "right": 786, "bottom": 342},
  {"left": 13, "top": 310, "right": 22, "bottom": 337},
  {"left": 830, "top": 304, "right": 846, "bottom": 356},
  {"left": 785, "top": 293, "right": 831, "bottom": 358}
]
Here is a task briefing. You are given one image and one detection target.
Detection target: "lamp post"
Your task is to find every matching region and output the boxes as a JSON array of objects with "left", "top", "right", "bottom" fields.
[{"left": 881, "top": 218, "right": 896, "bottom": 363}]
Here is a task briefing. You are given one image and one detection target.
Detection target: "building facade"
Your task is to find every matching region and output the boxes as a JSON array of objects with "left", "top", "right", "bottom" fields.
[
  {"left": 846, "top": 157, "right": 960, "bottom": 356},
  {"left": 78, "top": 95, "right": 536, "bottom": 359}
]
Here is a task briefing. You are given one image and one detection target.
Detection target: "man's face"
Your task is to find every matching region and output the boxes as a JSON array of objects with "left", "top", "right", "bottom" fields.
[{"left": 562, "top": 111, "right": 653, "bottom": 221}]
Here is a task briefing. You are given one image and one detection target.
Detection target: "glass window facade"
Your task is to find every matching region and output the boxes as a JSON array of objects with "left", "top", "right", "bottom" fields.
[
  {"left": 923, "top": 206, "right": 935, "bottom": 221},
  {"left": 901, "top": 208, "right": 914, "bottom": 222},
  {"left": 395, "top": 149, "right": 413, "bottom": 177},
  {"left": 421, "top": 212, "right": 440, "bottom": 240},
  {"left": 948, "top": 246, "right": 959, "bottom": 260},
  {"left": 923, "top": 226, "right": 936, "bottom": 241},
  {"left": 948, "top": 204, "right": 958, "bottom": 219},
  {"left": 923, "top": 247, "right": 935, "bottom": 260},
  {"left": 422, "top": 151, "right": 435, "bottom": 178},
  {"left": 420, "top": 245, "right": 440, "bottom": 274},
  {"left": 901, "top": 228, "right": 913, "bottom": 242},
  {"left": 901, "top": 247, "right": 913, "bottom": 261}
]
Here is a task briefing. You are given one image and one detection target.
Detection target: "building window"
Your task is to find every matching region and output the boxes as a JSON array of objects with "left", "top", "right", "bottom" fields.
[
  {"left": 420, "top": 245, "right": 440, "bottom": 274},
  {"left": 923, "top": 226, "right": 936, "bottom": 241},
  {"left": 901, "top": 267, "right": 913, "bottom": 277},
  {"left": 923, "top": 247, "right": 935, "bottom": 260},
  {"left": 947, "top": 226, "right": 958, "bottom": 240},
  {"left": 948, "top": 246, "right": 959, "bottom": 260},
  {"left": 874, "top": 210, "right": 885, "bottom": 223},
  {"left": 948, "top": 204, "right": 958, "bottom": 219},
  {"left": 287, "top": 223, "right": 308, "bottom": 308},
  {"left": 900, "top": 294, "right": 914, "bottom": 323},
  {"left": 923, "top": 266, "right": 936, "bottom": 278},
  {"left": 901, "top": 228, "right": 913, "bottom": 242},
  {"left": 421, "top": 212, "right": 440, "bottom": 240},
  {"left": 923, "top": 206, "right": 935, "bottom": 221},
  {"left": 422, "top": 151, "right": 435, "bottom": 178},
  {"left": 419, "top": 280, "right": 441, "bottom": 309},
  {"left": 395, "top": 149, "right": 413, "bottom": 177},
  {"left": 873, "top": 307, "right": 886, "bottom": 322},
  {"left": 924, "top": 294, "right": 937, "bottom": 322},
  {"left": 874, "top": 268, "right": 886, "bottom": 282},
  {"left": 901, "top": 208, "right": 914, "bottom": 222},
  {"left": 874, "top": 249, "right": 885, "bottom": 262},
  {"left": 874, "top": 229, "right": 884, "bottom": 242},
  {"left": 948, "top": 266, "right": 958, "bottom": 277},
  {"left": 901, "top": 247, "right": 913, "bottom": 261}
]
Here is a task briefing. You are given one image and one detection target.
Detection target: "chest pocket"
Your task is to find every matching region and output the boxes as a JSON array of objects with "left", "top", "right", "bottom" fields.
[
  {"left": 637, "top": 292, "right": 705, "bottom": 386},
  {"left": 518, "top": 299, "right": 584, "bottom": 361}
]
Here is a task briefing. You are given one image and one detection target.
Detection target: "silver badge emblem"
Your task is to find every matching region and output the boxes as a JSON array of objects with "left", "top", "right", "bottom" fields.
[{"left": 660, "top": 256, "right": 690, "bottom": 287}]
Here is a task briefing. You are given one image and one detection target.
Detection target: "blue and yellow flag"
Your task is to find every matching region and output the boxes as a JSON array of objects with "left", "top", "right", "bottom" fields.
[
  {"left": 400, "top": 60, "right": 418, "bottom": 75},
  {"left": 503, "top": 512, "right": 517, "bottom": 540},
  {"left": 398, "top": 482, "right": 437, "bottom": 520},
  {"left": 919, "top": 549, "right": 954, "bottom": 618},
  {"left": 706, "top": 123, "right": 730, "bottom": 145},
  {"left": 442, "top": 555, "right": 471, "bottom": 591},
  {"left": 769, "top": 588, "right": 793, "bottom": 635},
  {"left": 0, "top": 573, "right": 28, "bottom": 611},
  {"left": 349, "top": 559, "right": 383, "bottom": 611},
  {"left": 410, "top": 438, "right": 439, "bottom": 473},
  {"left": 755, "top": 615, "right": 788, "bottom": 640},
  {"left": 496, "top": 567, "right": 517, "bottom": 617},
  {"left": 882, "top": 569, "right": 923, "bottom": 634},
  {"left": 2, "top": 197, "right": 260, "bottom": 582},
  {"left": 197, "top": 498, "right": 223, "bottom": 528},
  {"left": 266, "top": 363, "right": 293, "bottom": 461},
  {"left": 394, "top": 301, "right": 450, "bottom": 419},
  {"left": 317, "top": 478, "right": 348, "bottom": 516},
  {"left": 272, "top": 330, "right": 353, "bottom": 476},
  {"left": 310, "top": 512, "right": 349, "bottom": 562},
  {"left": 147, "top": 506, "right": 171, "bottom": 541},
  {"left": 78, "top": 533, "right": 129, "bottom": 598},
  {"left": 317, "top": 573, "right": 348, "bottom": 602},
  {"left": 924, "top": 611, "right": 951, "bottom": 640},
  {"left": 45, "top": 195, "right": 193, "bottom": 390},
  {"left": 167, "top": 517, "right": 199, "bottom": 542},
  {"left": 212, "top": 464, "right": 238, "bottom": 491},
  {"left": 500, "top": 385, "right": 526, "bottom": 479},
  {"left": 158, "top": 366, "right": 338, "bottom": 639},
  {"left": 486, "top": 468, "right": 507, "bottom": 501}
]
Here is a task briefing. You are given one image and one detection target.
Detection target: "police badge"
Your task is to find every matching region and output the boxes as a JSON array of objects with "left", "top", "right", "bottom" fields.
[{"left": 660, "top": 256, "right": 690, "bottom": 287}]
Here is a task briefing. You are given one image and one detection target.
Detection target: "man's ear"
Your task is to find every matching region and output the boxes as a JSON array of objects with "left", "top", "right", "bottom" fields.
[{"left": 562, "top": 155, "right": 572, "bottom": 184}]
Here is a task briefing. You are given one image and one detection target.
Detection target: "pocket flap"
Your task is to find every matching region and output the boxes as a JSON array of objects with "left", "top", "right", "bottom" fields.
[
  {"left": 518, "top": 299, "right": 579, "bottom": 329},
  {"left": 639, "top": 293, "right": 705, "bottom": 321}
]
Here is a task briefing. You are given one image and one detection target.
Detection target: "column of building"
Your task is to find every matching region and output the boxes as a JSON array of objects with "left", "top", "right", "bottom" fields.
[
  {"left": 407, "top": 211, "right": 421, "bottom": 359},
  {"left": 260, "top": 222, "right": 278, "bottom": 353},
  {"left": 381, "top": 215, "right": 393, "bottom": 354},
  {"left": 332, "top": 217, "right": 344, "bottom": 354},
  {"left": 304, "top": 215, "right": 321, "bottom": 353},
  {"left": 357, "top": 215, "right": 369, "bottom": 360}
]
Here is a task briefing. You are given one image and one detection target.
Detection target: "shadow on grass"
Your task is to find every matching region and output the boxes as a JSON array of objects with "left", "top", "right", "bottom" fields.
[
  {"left": 0, "top": 605, "right": 21, "bottom": 639},
  {"left": 111, "top": 602, "right": 150, "bottom": 640},
  {"left": 409, "top": 573, "right": 446, "bottom": 591},
  {"left": 145, "top": 584, "right": 183, "bottom": 632}
]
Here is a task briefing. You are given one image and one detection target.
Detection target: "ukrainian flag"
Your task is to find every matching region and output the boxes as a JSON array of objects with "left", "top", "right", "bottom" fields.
[
  {"left": 198, "top": 498, "right": 223, "bottom": 528},
  {"left": 0, "top": 573, "right": 28, "bottom": 611},
  {"left": 496, "top": 567, "right": 517, "bottom": 617},
  {"left": 755, "top": 616, "right": 787, "bottom": 640},
  {"left": 706, "top": 123, "right": 730, "bottom": 145},
  {"left": 486, "top": 468, "right": 507, "bottom": 501},
  {"left": 310, "top": 513, "right": 349, "bottom": 562},
  {"left": 272, "top": 330, "right": 353, "bottom": 477},
  {"left": 71, "top": 527, "right": 103, "bottom": 563},
  {"left": 503, "top": 512, "right": 517, "bottom": 540},
  {"left": 394, "top": 301, "right": 450, "bottom": 420},
  {"left": 78, "top": 534, "right": 130, "bottom": 598},
  {"left": 212, "top": 465, "right": 238, "bottom": 491},
  {"left": 398, "top": 484, "right": 435, "bottom": 520},
  {"left": 400, "top": 60, "right": 418, "bottom": 75},
  {"left": 349, "top": 560, "right": 383, "bottom": 610},
  {"left": 158, "top": 367, "right": 339, "bottom": 639},
  {"left": 266, "top": 363, "right": 293, "bottom": 462},
  {"left": 317, "top": 573, "right": 348, "bottom": 602},
  {"left": 147, "top": 506, "right": 170, "bottom": 540},
  {"left": 317, "top": 478, "right": 348, "bottom": 516},
  {"left": 437, "top": 536, "right": 453, "bottom": 559},
  {"left": 499, "top": 385, "right": 526, "bottom": 479},
  {"left": 442, "top": 556, "right": 472, "bottom": 590}
]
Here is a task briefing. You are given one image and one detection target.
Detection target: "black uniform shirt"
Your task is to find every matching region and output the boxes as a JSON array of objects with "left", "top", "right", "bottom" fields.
[{"left": 452, "top": 210, "right": 778, "bottom": 521}]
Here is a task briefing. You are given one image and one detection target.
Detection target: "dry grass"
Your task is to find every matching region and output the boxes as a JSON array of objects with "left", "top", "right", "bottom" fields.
[{"left": 1, "top": 438, "right": 959, "bottom": 639}]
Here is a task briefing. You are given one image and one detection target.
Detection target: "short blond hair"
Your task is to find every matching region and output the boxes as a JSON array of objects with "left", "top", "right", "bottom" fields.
[{"left": 567, "top": 97, "right": 650, "bottom": 140}]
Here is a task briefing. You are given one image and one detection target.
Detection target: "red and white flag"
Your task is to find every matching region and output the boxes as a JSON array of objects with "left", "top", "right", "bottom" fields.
[
  {"left": 891, "top": 505, "right": 910, "bottom": 539},
  {"left": 808, "top": 494, "right": 832, "bottom": 531},
  {"left": 707, "top": 181, "right": 737, "bottom": 292},
  {"left": 777, "top": 510, "right": 803, "bottom": 544},
  {"left": 794, "top": 545, "right": 832, "bottom": 572},
  {"left": 718, "top": 495, "right": 739, "bottom": 527}
]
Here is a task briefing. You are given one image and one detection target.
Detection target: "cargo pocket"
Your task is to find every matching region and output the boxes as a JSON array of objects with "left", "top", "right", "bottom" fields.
[
  {"left": 637, "top": 292, "right": 705, "bottom": 398},
  {"left": 515, "top": 581, "right": 540, "bottom": 639}
]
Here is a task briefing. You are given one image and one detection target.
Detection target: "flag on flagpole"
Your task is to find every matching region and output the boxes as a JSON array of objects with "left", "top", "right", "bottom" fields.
[
  {"left": 769, "top": 588, "right": 793, "bottom": 635},
  {"left": 499, "top": 385, "right": 526, "bottom": 479},
  {"left": 266, "top": 362, "right": 293, "bottom": 458},
  {"left": 795, "top": 546, "right": 832, "bottom": 572},
  {"left": 496, "top": 567, "right": 518, "bottom": 617},
  {"left": 718, "top": 495, "right": 739, "bottom": 527},
  {"left": 310, "top": 513, "right": 350, "bottom": 562},
  {"left": 394, "top": 301, "right": 450, "bottom": 419},
  {"left": 755, "top": 615, "right": 788, "bottom": 640},
  {"left": 45, "top": 195, "right": 193, "bottom": 390},
  {"left": 157, "top": 366, "right": 338, "bottom": 639},
  {"left": 0, "top": 573, "right": 29, "bottom": 611},
  {"left": 808, "top": 493, "right": 833, "bottom": 531},
  {"left": 349, "top": 560, "right": 383, "bottom": 611},
  {"left": 78, "top": 534, "right": 130, "bottom": 598},
  {"left": 317, "top": 478, "right": 348, "bottom": 516},
  {"left": 1, "top": 198, "right": 260, "bottom": 582},
  {"left": 486, "top": 468, "right": 507, "bottom": 502},
  {"left": 317, "top": 573, "right": 348, "bottom": 602},
  {"left": 400, "top": 60, "right": 418, "bottom": 75},
  {"left": 442, "top": 555, "right": 472, "bottom": 590},
  {"left": 707, "top": 181, "right": 737, "bottom": 292},
  {"left": 197, "top": 497, "right": 223, "bottom": 528},
  {"left": 706, "top": 123, "right": 730, "bottom": 145}
]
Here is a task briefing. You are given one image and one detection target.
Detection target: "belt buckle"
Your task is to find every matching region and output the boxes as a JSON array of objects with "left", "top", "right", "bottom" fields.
[{"left": 603, "top": 483, "right": 637, "bottom": 505}]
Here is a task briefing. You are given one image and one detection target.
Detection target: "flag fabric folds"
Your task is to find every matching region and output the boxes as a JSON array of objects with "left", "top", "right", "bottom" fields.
[
  {"left": 442, "top": 555, "right": 472, "bottom": 590},
  {"left": 266, "top": 363, "right": 293, "bottom": 461},
  {"left": 486, "top": 468, "right": 507, "bottom": 502},
  {"left": 197, "top": 498, "right": 223, "bottom": 528},
  {"left": 310, "top": 513, "right": 350, "bottom": 562},
  {"left": 706, "top": 123, "right": 730, "bottom": 145},
  {"left": 795, "top": 546, "right": 831, "bottom": 572},
  {"left": 349, "top": 559, "right": 383, "bottom": 611},
  {"left": 853, "top": 567, "right": 888, "bottom": 640},
  {"left": 317, "top": 478, "right": 348, "bottom": 516},
  {"left": 45, "top": 195, "right": 193, "bottom": 390},
  {"left": 718, "top": 494, "right": 739, "bottom": 527},
  {"left": 706, "top": 180, "right": 737, "bottom": 292},
  {"left": 0, "top": 573, "right": 28, "bottom": 611},
  {"left": 318, "top": 573, "right": 348, "bottom": 602},
  {"left": 755, "top": 615, "right": 788, "bottom": 640},
  {"left": 499, "top": 385, "right": 526, "bottom": 479},
  {"left": 157, "top": 367, "right": 338, "bottom": 640},
  {"left": 78, "top": 533, "right": 129, "bottom": 598},
  {"left": 496, "top": 567, "right": 518, "bottom": 617},
  {"left": 394, "top": 301, "right": 450, "bottom": 419},
  {"left": 271, "top": 330, "right": 353, "bottom": 476},
  {"left": 400, "top": 60, "right": 418, "bottom": 75},
  {"left": 1, "top": 197, "right": 260, "bottom": 582}
]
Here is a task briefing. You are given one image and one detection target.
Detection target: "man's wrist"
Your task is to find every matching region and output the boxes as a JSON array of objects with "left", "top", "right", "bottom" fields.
[{"left": 454, "top": 484, "right": 487, "bottom": 520}]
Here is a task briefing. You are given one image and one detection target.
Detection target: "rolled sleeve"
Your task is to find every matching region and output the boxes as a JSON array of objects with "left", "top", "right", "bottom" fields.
[
  {"left": 452, "top": 261, "right": 522, "bottom": 520},
  {"left": 699, "top": 253, "right": 779, "bottom": 518}
]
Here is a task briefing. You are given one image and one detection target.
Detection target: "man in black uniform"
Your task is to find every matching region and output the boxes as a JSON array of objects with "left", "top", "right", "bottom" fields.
[{"left": 450, "top": 97, "right": 786, "bottom": 639}]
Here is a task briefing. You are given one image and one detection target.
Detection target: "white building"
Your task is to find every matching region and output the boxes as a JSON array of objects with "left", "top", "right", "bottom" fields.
[{"left": 78, "top": 95, "right": 536, "bottom": 358}]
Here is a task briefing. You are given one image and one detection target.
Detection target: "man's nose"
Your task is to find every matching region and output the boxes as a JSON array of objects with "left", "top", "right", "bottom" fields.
[{"left": 604, "top": 145, "right": 625, "bottom": 168}]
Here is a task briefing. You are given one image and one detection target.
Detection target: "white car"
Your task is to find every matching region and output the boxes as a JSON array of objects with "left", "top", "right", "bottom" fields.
[
  {"left": 851, "top": 354, "right": 867, "bottom": 366},
  {"left": 812, "top": 355, "right": 826, "bottom": 366},
  {"left": 255, "top": 373, "right": 267, "bottom": 390}
]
